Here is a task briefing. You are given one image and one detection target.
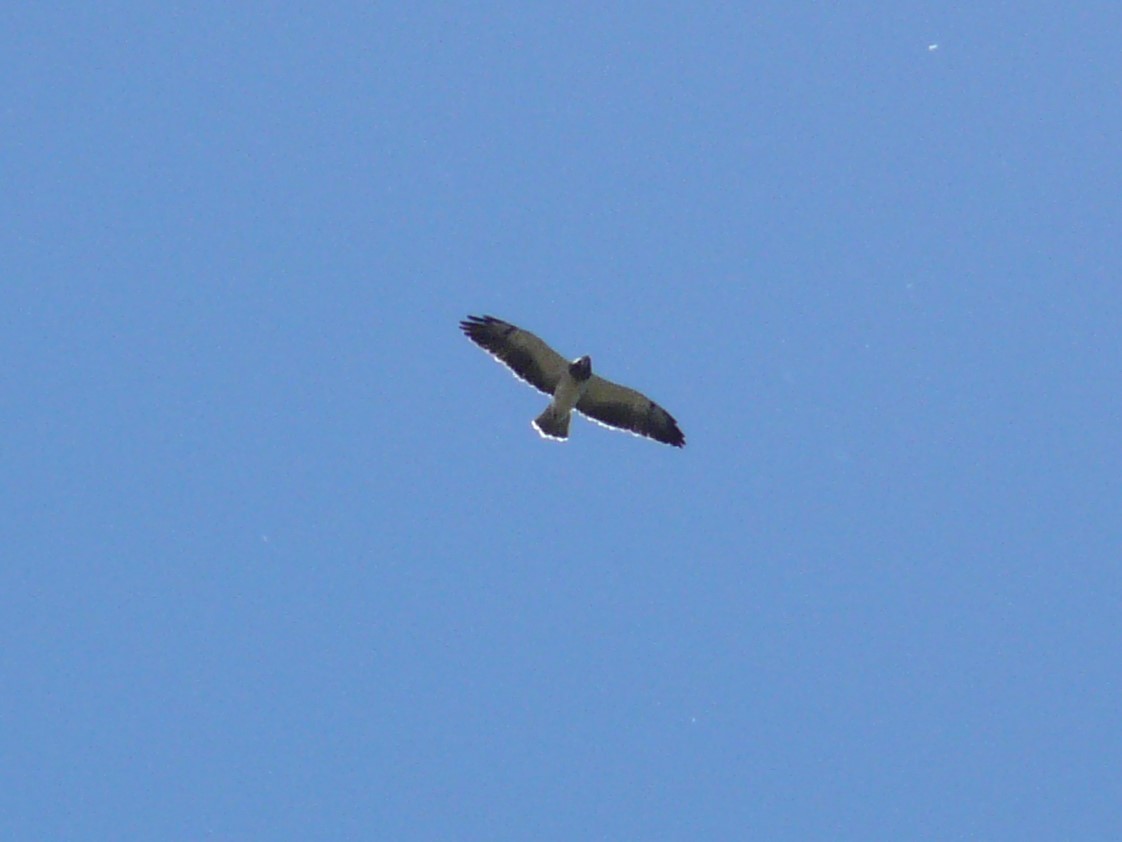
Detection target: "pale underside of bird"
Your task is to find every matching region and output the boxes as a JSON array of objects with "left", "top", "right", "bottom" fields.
[{"left": 460, "top": 315, "right": 685, "bottom": 447}]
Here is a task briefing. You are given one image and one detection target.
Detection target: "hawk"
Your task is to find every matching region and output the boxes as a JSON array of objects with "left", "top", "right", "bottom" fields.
[{"left": 460, "top": 315, "right": 685, "bottom": 447}]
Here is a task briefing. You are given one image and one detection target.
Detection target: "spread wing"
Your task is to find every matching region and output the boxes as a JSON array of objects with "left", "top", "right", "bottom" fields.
[
  {"left": 460, "top": 315, "right": 568, "bottom": 395},
  {"left": 576, "top": 375, "right": 685, "bottom": 447}
]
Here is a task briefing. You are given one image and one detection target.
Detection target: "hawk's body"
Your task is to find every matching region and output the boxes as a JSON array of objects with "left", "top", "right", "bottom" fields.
[{"left": 460, "top": 315, "right": 685, "bottom": 447}]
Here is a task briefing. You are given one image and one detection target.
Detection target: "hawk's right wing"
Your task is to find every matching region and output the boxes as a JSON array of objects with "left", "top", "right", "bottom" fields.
[{"left": 460, "top": 315, "right": 568, "bottom": 395}]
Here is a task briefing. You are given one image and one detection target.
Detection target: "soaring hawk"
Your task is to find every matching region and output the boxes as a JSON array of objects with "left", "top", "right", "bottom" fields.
[{"left": 460, "top": 315, "right": 685, "bottom": 447}]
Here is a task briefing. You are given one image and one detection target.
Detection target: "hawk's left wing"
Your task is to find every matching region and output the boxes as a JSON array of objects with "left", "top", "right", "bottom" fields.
[{"left": 576, "top": 375, "right": 685, "bottom": 447}]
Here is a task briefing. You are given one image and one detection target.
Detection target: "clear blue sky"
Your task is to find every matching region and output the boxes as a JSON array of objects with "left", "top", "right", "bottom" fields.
[{"left": 4, "top": 4, "right": 1120, "bottom": 839}]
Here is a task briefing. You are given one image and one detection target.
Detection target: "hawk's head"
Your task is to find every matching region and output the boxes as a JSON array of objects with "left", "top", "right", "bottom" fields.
[{"left": 568, "top": 355, "right": 592, "bottom": 381}]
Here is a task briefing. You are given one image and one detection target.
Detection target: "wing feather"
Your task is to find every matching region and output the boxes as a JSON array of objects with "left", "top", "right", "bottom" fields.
[
  {"left": 576, "top": 375, "right": 685, "bottom": 447},
  {"left": 460, "top": 315, "right": 567, "bottom": 395}
]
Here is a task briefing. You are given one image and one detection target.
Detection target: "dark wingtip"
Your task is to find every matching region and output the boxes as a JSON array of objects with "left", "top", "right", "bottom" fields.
[
  {"left": 652, "top": 402, "right": 685, "bottom": 448},
  {"left": 460, "top": 314, "right": 487, "bottom": 337},
  {"left": 460, "top": 314, "right": 499, "bottom": 334},
  {"left": 651, "top": 424, "right": 685, "bottom": 447}
]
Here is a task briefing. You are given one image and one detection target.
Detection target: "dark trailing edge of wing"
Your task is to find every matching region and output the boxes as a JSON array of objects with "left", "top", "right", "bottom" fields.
[{"left": 459, "top": 315, "right": 558, "bottom": 395}]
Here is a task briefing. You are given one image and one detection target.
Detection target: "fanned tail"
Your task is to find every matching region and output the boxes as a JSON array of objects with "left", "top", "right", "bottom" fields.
[{"left": 532, "top": 406, "right": 570, "bottom": 441}]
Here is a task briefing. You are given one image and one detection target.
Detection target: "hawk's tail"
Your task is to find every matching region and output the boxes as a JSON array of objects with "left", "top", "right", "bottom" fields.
[{"left": 532, "top": 406, "right": 570, "bottom": 441}]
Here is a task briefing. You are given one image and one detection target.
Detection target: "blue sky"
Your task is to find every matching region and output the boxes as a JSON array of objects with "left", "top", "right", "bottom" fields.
[{"left": 4, "top": 4, "right": 1121, "bottom": 839}]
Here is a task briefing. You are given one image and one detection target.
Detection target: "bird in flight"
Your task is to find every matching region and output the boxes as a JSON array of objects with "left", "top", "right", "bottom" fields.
[{"left": 460, "top": 315, "right": 685, "bottom": 447}]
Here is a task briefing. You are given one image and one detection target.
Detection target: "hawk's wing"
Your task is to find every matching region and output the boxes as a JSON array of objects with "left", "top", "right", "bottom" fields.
[
  {"left": 576, "top": 375, "right": 685, "bottom": 447},
  {"left": 460, "top": 315, "right": 568, "bottom": 395}
]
